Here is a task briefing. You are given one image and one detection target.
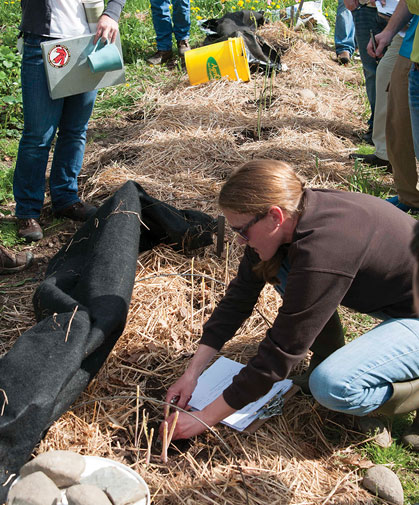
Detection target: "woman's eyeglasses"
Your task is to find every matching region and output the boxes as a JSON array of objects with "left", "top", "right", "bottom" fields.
[{"left": 230, "top": 213, "right": 266, "bottom": 241}]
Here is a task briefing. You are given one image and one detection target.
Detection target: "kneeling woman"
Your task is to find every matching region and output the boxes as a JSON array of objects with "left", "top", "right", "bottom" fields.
[{"left": 163, "top": 159, "right": 419, "bottom": 441}]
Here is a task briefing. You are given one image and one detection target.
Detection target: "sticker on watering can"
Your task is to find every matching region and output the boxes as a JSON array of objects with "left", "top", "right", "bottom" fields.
[
  {"left": 47, "top": 45, "right": 70, "bottom": 68},
  {"left": 206, "top": 57, "right": 222, "bottom": 80}
]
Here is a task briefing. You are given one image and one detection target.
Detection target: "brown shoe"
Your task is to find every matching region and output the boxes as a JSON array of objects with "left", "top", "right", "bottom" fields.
[
  {"left": 54, "top": 201, "right": 97, "bottom": 222},
  {"left": 337, "top": 50, "right": 350, "bottom": 65},
  {"left": 17, "top": 218, "right": 43, "bottom": 242},
  {"left": 0, "top": 245, "right": 33, "bottom": 274},
  {"left": 177, "top": 39, "right": 191, "bottom": 58},
  {"left": 146, "top": 50, "right": 173, "bottom": 65}
]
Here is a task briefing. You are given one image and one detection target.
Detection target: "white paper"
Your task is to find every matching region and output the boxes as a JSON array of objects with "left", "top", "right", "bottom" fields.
[
  {"left": 376, "top": 0, "right": 398, "bottom": 17},
  {"left": 189, "top": 356, "right": 293, "bottom": 431}
]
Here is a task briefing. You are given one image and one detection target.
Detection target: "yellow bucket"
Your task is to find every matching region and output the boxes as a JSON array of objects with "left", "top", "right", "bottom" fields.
[{"left": 185, "top": 37, "right": 251, "bottom": 86}]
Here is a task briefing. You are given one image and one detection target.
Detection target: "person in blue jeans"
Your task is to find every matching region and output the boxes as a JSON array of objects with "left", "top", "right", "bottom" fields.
[
  {"left": 14, "top": 0, "right": 126, "bottom": 242},
  {"left": 162, "top": 160, "right": 419, "bottom": 447},
  {"left": 335, "top": 0, "right": 356, "bottom": 64},
  {"left": 147, "top": 0, "right": 191, "bottom": 65},
  {"left": 344, "top": 0, "right": 388, "bottom": 143}
]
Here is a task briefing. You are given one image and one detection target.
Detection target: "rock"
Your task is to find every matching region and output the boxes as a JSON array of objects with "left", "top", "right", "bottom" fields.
[
  {"left": 66, "top": 484, "right": 112, "bottom": 505},
  {"left": 82, "top": 466, "right": 147, "bottom": 505},
  {"left": 20, "top": 450, "right": 85, "bottom": 488},
  {"left": 7, "top": 471, "right": 61, "bottom": 505},
  {"left": 298, "top": 88, "right": 316, "bottom": 100},
  {"left": 362, "top": 465, "right": 404, "bottom": 505}
]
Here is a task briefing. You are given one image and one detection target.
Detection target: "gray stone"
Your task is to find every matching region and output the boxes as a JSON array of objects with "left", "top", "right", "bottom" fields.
[
  {"left": 66, "top": 484, "right": 112, "bottom": 505},
  {"left": 363, "top": 465, "right": 404, "bottom": 505},
  {"left": 7, "top": 471, "right": 61, "bottom": 505},
  {"left": 20, "top": 450, "right": 85, "bottom": 488},
  {"left": 82, "top": 466, "right": 147, "bottom": 505}
]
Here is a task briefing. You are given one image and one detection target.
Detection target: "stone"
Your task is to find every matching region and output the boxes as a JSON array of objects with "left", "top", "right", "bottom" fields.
[
  {"left": 20, "top": 450, "right": 85, "bottom": 488},
  {"left": 358, "top": 416, "right": 392, "bottom": 448},
  {"left": 362, "top": 465, "right": 404, "bottom": 505},
  {"left": 7, "top": 471, "right": 61, "bottom": 505},
  {"left": 82, "top": 466, "right": 147, "bottom": 505},
  {"left": 298, "top": 88, "right": 316, "bottom": 100},
  {"left": 66, "top": 484, "right": 112, "bottom": 505}
]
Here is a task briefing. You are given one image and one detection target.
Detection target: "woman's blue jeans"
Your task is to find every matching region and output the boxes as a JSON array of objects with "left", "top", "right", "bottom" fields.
[
  {"left": 150, "top": 0, "right": 190, "bottom": 51},
  {"left": 275, "top": 258, "right": 419, "bottom": 416},
  {"left": 409, "top": 63, "right": 419, "bottom": 161},
  {"left": 13, "top": 34, "right": 97, "bottom": 219},
  {"left": 334, "top": 0, "right": 355, "bottom": 57}
]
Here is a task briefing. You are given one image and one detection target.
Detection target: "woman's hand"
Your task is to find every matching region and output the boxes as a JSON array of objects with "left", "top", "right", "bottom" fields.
[
  {"left": 160, "top": 410, "right": 208, "bottom": 440},
  {"left": 94, "top": 14, "right": 119, "bottom": 43},
  {"left": 160, "top": 395, "right": 237, "bottom": 441},
  {"left": 165, "top": 371, "right": 198, "bottom": 410}
]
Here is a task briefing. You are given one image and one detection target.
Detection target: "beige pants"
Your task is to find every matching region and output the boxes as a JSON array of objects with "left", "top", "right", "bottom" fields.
[
  {"left": 373, "top": 34, "right": 403, "bottom": 160},
  {"left": 386, "top": 54, "right": 419, "bottom": 207}
]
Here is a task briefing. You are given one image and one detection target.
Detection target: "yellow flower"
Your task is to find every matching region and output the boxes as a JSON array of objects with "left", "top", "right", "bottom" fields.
[
  {"left": 196, "top": 14, "right": 203, "bottom": 19},
  {"left": 125, "top": 83, "right": 130, "bottom": 87},
  {"left": 237, "top": 0, "right": 244, "bottom": 6}
]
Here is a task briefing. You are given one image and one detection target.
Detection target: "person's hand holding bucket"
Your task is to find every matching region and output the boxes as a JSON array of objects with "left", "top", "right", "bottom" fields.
[{"left": 87, "top": 39, "right": 123, "bottom": 73}]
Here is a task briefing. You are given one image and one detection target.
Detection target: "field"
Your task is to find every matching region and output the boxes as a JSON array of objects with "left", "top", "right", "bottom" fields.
[{"left": 1, "top": 1, "right": 419, "bottom": 504}]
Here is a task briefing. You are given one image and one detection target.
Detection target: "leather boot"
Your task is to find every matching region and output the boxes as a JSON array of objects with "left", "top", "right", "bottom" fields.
[
  {"left": 374, "top": 378, "right": 419, "bottom": 417},
  {"left": 291, "top": 310, "right": 345, "bottom": 394}
]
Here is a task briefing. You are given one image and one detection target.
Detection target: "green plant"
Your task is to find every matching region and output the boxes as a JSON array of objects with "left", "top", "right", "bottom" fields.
[
  {"left": 346, "top": 159, "right": 391, "bottom": 198},
  {"left": 0, "top": 163, "right": 14, "bottom": 203},
  {"left": 0, "top": 21, "right": 23, "bottom": 138}
]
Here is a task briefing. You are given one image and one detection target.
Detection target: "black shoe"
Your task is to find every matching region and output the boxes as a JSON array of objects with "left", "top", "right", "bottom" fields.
[
  {"left": 349, "top": 152, "right": 392, "bottom": 171},
  {"left": 54, "top": 201, "right": 97, "bottom": 222},
  {"left": 0, "top": 245, "right": 33, "bottom": 274},
  {"left": 361, "top": 127, "right": 374, "bottom": 145},
  {"left": 17, "top": 218, "right": 43, "bottom": 242},
  {"left": 146, "top": 50, "right": 173, "bottom": 65}
]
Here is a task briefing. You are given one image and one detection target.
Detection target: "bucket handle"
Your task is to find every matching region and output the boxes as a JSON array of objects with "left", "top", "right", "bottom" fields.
[
  {"left": 228, "top": 38, "right": 240, "bottom": 81},
  {"left": 92, "top": 38, "right": 109, "bottom": 53}
]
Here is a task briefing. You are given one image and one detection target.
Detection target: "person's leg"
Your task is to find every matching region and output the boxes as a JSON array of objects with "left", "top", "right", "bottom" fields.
[
  {"left": 334, "top": 0, "right": 356, "bottom": 58},
  {"left": 409, "top": 63, "right": 419, "bottom": 161},
  {"left": 13, "top": 35, "right": 64, "bottom": 219},
  {"left": 172, "top": 0, "right": 190, "bottom": 43},
  {"left": 387, "top": 56, "right": 419, "bottom": 208},
  {"left": 351, "top": 7, "right": 387, "bottom": 127},
  {"left": 309, "top": 318, "right": 419, "bottom": 416},
  {"left": 372, "top": 34, "right": 403, "bottom": 161},
  {"left": 150, "top": 0, "right": 174, "bottom": 51},
  {"left": 49, "top": 90, "right": 97, "bottom": 213}
]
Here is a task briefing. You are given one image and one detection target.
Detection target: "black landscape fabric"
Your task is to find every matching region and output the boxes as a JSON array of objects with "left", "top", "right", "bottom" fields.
[
  {"left": 0, "top": 181, "right": 215, "bottom": 501},
  {"left": 201, "top": 10, "right": 283, "bottom": 75}
]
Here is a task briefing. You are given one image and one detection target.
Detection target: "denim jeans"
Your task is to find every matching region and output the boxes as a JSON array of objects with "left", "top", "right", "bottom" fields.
[
  {"left": 334, "top": 0, "right": 355, "bottom": 56},
  {"left": 275, "top": 257, "right": 419, "bottom": 416},
  {"left": 351, "top": 6, "right": 388, "bottom": 127},
  {"left": 13, "top": 34, "right": 97, "bottom": 219},
  {"left": 409, "top": 63, "right": 419, "bottom": 161},
  {"left": 150, "top": 0, "right": 190, "bottom": 51}
]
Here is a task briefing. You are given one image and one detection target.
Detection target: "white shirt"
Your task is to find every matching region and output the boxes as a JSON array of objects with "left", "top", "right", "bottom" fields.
[{"left": 49, "top": 0, "right": 91, "bottom": 38}]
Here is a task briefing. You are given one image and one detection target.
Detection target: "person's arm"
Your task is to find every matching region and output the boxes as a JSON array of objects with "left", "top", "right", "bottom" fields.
[
  {"left": 367, "top": 0, "right": 413, "bottom": 57},
  {"left": 95, "top": 0, "right": 126, "bottom": 43}
]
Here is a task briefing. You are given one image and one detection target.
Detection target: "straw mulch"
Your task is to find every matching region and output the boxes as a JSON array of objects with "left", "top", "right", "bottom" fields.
[{"left": 5, "top": 21, "right": 393, "bottom": 504}]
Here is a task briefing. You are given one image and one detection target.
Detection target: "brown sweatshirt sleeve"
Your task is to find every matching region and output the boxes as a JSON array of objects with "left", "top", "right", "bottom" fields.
[
  {"left": 222, "top": 268, "right": 354, "bottom": 410},
  {"left": 200, "top": 246, "right": 265, "bottom": 351}
]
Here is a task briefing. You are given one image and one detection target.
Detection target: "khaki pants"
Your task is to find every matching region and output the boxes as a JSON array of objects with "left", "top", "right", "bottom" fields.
[
  {"left": 386, "top": 54, "right": 419, "bottom": 207},
  {"left": 373, "top": 34, "right": 403, "bottom": 160}
]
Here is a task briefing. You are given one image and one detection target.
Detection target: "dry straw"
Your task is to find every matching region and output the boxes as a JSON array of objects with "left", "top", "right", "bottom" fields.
[{"left": 1, "top": 21, "right": 388, "bottom": 504}]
